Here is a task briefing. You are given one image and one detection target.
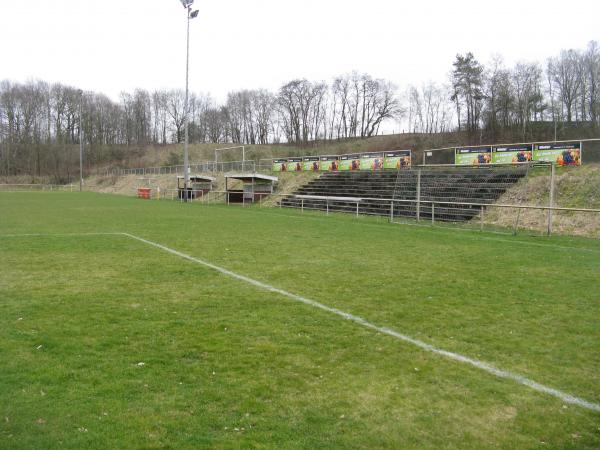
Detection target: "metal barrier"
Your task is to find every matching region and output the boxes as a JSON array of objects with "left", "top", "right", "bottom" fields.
[
  {"left": 104, "top": 160, "right": 256, "bottom": 177},
  {"left": 284, "top": 194, "right": 599, "bottom": 237},
  {"left": 0, "top": 184, "right": 76, "bottom": 192},
  {"left": 142, "top": 186, "right": 599, "bottom": 237}
]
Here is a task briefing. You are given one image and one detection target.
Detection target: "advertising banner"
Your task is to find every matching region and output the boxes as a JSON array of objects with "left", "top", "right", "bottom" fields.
[
  {"left": 339, "top": 154, "right": 361, "bottom": 171},
  {"left": 492, "top": 144, "right": 533, "bottom": 164},
  {"left": 383, "top": 150, "right": 412, "bottom": 169},
  {"left": 287, "top": 158, "right": 303, "bottom": 172},
  {"left": 320, "top": 156, "right": 339, "bottom": 172},
  {"left": 359, "top": 153, "right": 384, "bottom": 171},
  {"left": 272, "top": 159, "right": 287, "bottom": 172},
  {"left": 533, "top": 142, "right": 581, "bottom": 166},
  {"left": 302, "top": 156, "right": 320, "bottom": 171},
  {"left": 455, "top": 147, "right": 492, "bottom": 165}
]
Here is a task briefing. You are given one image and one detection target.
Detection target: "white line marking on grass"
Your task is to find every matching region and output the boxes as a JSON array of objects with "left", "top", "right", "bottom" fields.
[
  {"left": 473, "top": 235, "right": 600, "bottom": 253},
  {"left": 0, "top": 232, "right": 122, "bottom": 238},
  {"left": 122, "top": 231, "right": 600, "bottom": 413}
]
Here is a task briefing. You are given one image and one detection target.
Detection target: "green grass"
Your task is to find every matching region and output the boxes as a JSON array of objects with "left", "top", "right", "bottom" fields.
[{"left": 1, "top": 192, "right": 600, "bottom": 449}]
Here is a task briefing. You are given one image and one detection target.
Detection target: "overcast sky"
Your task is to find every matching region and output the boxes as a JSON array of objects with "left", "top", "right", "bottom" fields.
[{"left": 1, "top": 0, "right": 599, "bottom": 104}]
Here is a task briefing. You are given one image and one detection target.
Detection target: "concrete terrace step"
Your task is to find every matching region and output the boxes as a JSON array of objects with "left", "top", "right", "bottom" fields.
[{"left": 279, "top": 167, "right": 528, "bottom": 222}]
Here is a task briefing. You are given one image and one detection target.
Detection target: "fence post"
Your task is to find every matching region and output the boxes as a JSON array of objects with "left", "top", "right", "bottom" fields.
[
  {"left": 301, "top": 198, "right": 304, "bottom": 213},
  {"left": 480, "top": 206, "right": 484, "bottom": 232},
  {"left": 389, "top": 200, "right": 394, "bottom": 223},
  {"left": 326, "top": 198, "right": 329, "bottom": 215},
  {"left": 431, "top": 202, "right": 435, "bottom": 225},
  {"left": 416, "top": 169, "right": 422, "bottom": 222},
  {"left": 356, "top": 201, "right": 359, "bottom": 218},
  {"left": 547, "top": 164, "right": 555, "bottom": 236}
]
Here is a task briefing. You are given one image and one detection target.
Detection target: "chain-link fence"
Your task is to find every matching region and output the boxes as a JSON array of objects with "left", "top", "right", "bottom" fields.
[{"left": 104, "top": 160, "right": 256, "bottom": 177}]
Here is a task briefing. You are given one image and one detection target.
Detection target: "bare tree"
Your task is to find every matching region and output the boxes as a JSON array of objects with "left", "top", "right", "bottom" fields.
[{"left": 548, "top": 50, "right": 581, "bottom": 123}]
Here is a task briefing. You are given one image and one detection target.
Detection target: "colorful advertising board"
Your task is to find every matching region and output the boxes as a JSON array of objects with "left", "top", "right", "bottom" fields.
[
  {"left": 339, "top": 154, "right": 361, "bottom": 171},
  {"left": 272, "top": 159, "right": 287, "bottom": 172},
  {"left": 359, "top": 153, "right": 384, "bottom": 171},
  {"left": 320, "top": 156, "right": 339, "bottom": 172},
  {"left": 492, "top": 144, "right": 533, "bottom": 164},
  {"left": 383, "top": 150, "right": 412, "bottom": 169},
  {"left": 455, "top": 147, "right": 492, "bottom": 165},
  {"left": 533, "top": 142, "right": 581, "bottom": 166},
  {"left": 287, "top": 158, "right": 303, "bottom": 172},
  {"left": 302, "top": 156, "right": 320, "bottom": 172}
]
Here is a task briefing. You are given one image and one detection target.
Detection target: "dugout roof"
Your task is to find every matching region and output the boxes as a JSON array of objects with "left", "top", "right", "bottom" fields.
[
  {"left": 225, "top": 173, "right": 278, "bottom": 183},
  {"left": 176, "top": 175, "right": 216, "bottom": 183}
]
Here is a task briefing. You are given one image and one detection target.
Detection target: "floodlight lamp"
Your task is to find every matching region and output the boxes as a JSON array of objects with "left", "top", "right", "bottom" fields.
[{"left": 190, "top": 9, "right": 199, "bottom": 18}]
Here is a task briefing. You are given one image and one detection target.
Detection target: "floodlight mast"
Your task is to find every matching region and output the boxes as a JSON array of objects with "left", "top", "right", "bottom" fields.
[{"left": 178, "top": 0, "right": 199, "bottom": 202}]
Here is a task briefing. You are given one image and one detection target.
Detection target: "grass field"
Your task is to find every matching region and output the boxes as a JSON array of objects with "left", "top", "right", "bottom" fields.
[{"left": 1, "top": 192, "right": 600, "bottom": 449}]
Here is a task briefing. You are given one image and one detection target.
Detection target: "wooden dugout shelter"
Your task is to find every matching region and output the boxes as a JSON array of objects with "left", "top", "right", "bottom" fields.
[
  {"left": 177, "top": 175, "right": 216, "bottom": 200},
  {"left": 225, "top": 173, "right": 278, "bottom": 204}
]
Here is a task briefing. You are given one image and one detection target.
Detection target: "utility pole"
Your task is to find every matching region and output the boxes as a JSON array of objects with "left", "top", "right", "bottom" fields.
[{"left": 179, "top": 0, "right": 199, "bottom": 202}]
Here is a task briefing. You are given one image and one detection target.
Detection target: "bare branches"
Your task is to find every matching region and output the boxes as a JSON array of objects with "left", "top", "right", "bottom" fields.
[{"left": 2, "top": 40, "right": 599, "bottom": 179}]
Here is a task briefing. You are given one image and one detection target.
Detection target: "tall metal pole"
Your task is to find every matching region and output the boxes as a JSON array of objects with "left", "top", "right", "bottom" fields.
[
  {"left": 183, "top": 8, "right": 191, "bottom": 202},
  {"left": 416, "top": 169, "right": 421, "bottom": 222},
  {"left": 547, "top": 163, "right": 555, "bottom": 236},
  {"left": 79, "top": 90, "right": 83, "bottom": 192}
]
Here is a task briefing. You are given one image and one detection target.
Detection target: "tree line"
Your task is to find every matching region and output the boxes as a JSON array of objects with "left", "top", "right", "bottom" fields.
[
  {"left": 407, "top": 41, "right": 600, "bottom": 142},
  {"left": 1, "top": 41, "right": 599, "bottom": 180}
]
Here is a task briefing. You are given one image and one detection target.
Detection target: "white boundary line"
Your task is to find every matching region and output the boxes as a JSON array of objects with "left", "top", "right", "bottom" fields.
[
  {"left": 3, "top": 231, "right": 600, "bottom": 412},
  {"left": 122, "top": 232, "right": 600, "bottom": 412},
  {"left": 473, "top": 235, "right": 600, "bottom": 253},
  {"left": 0, "top": 232, "right": 121, "bottom": 238}
]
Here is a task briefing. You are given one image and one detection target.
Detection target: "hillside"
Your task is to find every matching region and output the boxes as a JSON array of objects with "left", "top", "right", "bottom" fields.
[
  {"left": 103, "top": 134, "right": 431, "bottom": 171},
  {"left": 104, "top": 133, "right": 600, "bottom": 172},
  {"left": 4, "top": 130, "right": 599, "bottom": 186},
  {"left": 485, "top": 164, "right": 600, "bottom": 237}
]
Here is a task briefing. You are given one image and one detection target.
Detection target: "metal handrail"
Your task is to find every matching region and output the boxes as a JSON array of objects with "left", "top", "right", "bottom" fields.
[
  {"left": 148, "top": 188, "right": 600, "bottom": 215},
  {"left": 291, "top": 194, "right": 600, "bottom": 214},
  {"left": 0, "top": 183, "right": 76, "bottom": 191}
]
